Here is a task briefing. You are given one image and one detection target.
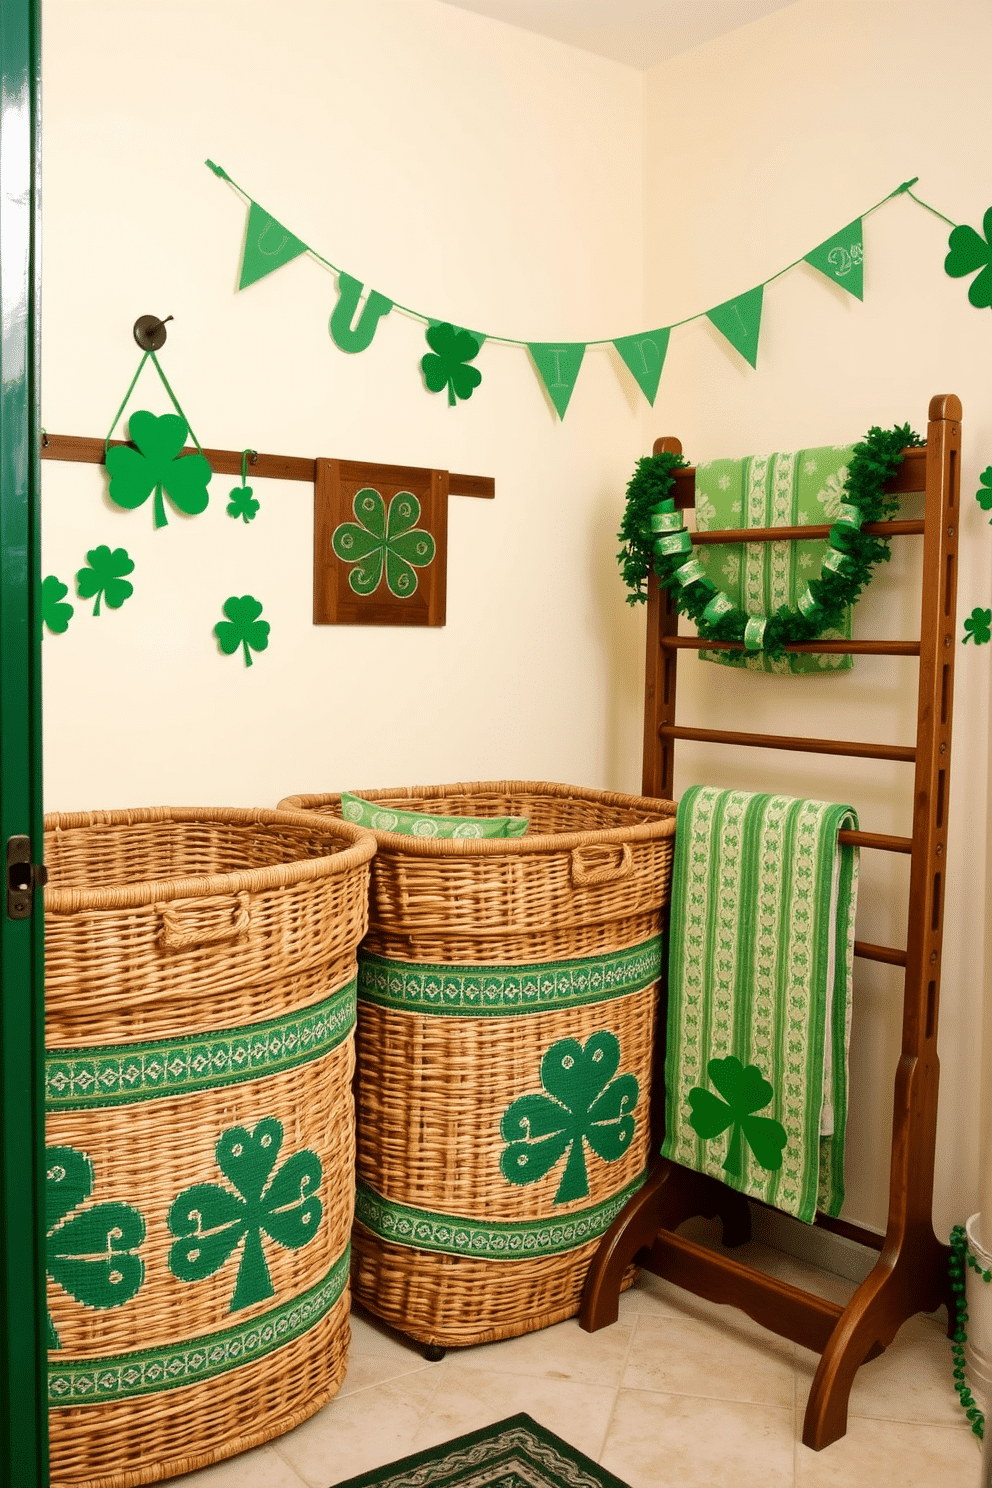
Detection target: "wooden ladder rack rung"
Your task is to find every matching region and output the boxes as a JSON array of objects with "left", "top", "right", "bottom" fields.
[
  {"left": 658, "top": 723, "right": 916, "bottom": 763},
  {"left": 661, "top": 638, "right": 920, "bottom": 655},
  {"left": 839, "top": 830, "right": 912, "bottom": 853},
  {"left": 691, "top": 519, "right": 924, "bottom": 544},
  {"left": 854, "top": 941, "right": 907, "bottom": 967}
]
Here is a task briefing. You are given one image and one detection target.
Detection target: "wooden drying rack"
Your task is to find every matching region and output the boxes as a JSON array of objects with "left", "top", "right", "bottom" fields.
[{"left": 580, "top": 395, "right": 961, "bottom": 1451}]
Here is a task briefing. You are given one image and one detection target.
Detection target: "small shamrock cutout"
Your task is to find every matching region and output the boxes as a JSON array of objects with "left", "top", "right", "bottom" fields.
[
  {"left": 962, "top": 607, "right": 992, "bottom": 645},
  {"left": 227, "top": 484, "right": 259, "bottom": 523},
  {"left": 421, "top": 322, "right": 482, "bottom": 406},
  {"left": 688, "top": 1056, "right": 787, "bottom": 1178},
  {"left": 46, "top": 1144, "right": 145, "bottom": 1349},
  {"left": 168, "top": 1117, "right": 323, "bottom": 1313},
  {"left": 500, "top": 1031, "right": 639, "bottom": 1205},
  {"left": 331, "top": 488, "right": 436, "bottom": 599},
  {"left": 75, "top": 545, "right": 135, "bottom": 616},
  {"left": 214, "top": 594, "right": 270, "bottom": 666},
  {"left": 944, "top": 207, "right": 992, "bottom": 309},
  {"left": 41, "top": 575, "right": 74, "bottom": 635},
  {"left": 975, "top": 467, "right": 992, "bottom": 517},
  {"left": 105, "top": 410, "right": 212, "bottom": 529}
]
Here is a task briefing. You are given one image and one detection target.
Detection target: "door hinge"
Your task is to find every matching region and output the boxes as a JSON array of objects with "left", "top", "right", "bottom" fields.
[{"left": 6, "top": 835, "right": 48, "bottom": 920}]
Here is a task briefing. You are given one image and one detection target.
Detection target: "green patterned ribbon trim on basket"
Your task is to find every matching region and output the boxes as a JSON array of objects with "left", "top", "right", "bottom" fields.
[
  {"left": 354, "top": 1172, "right": 647, "bottom": 1259},
  {"left": 356, "top": 938, "right": 662, "bottom": 1017},
  {"left": 48, "top": 1245, "right": 349, "bottom": 1406},
  {"left": 46, "top": 979, "right": 357, "bottom": 1110}
]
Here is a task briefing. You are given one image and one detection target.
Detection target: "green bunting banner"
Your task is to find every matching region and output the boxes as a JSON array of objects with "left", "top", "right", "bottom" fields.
[{"left": 207, "top": 163, "right": 964, "bottom": 421}]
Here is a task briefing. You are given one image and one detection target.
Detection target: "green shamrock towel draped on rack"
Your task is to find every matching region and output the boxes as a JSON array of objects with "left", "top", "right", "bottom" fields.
[
  {"left": 694, "top": 445, "right": 856, "bottom": 675},
  {"left": 662, "top": 787, "right": 859, "bottom": 1223}
]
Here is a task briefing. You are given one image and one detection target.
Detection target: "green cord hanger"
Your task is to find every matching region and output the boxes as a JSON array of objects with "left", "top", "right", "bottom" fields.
[{"left": 104, "top": 348, "right": 206, "bottom": 457}]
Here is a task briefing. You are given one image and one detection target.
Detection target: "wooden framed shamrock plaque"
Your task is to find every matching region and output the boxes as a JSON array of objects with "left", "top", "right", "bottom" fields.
[{"left": 313, "top": 459, "right": 449, "bottom": 626}]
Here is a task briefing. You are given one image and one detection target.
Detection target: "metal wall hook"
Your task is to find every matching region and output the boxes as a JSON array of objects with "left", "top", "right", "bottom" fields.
[{"left": 133, "top": 314, "right": 174, "bottom": 351}]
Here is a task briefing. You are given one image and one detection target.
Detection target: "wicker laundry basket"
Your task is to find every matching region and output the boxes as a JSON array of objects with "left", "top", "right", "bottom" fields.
[
  {"left": 43, "top": 807, "right": 376, "bottom": 1488},
  {"left": 277, "top": 782, "right": 676, "bottom": 1350}
]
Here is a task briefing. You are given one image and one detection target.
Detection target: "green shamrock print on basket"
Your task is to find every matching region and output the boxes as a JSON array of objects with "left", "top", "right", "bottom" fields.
[
  {"left": 500, "top": 1031, "right": 639, "bottom": 1205},
  {"left": 46, "top": 1144, "right": 146, "bottom": 1349},
  {"left": 75, "top": 545, "right": 135, "bottom": 616},
  {"left": 963, "top": 607, "right": 992, "bottom": 646},
  {"left": 41, "top": 575, "right": 74, "bottom": 635},
  {"left": 945, "top": 207, "right": 992, "bottom": 309},
  {"left": 332, "top": 488, "right": 436, "bottom": 599},
  {"left": 421, "top": 322, "right": 483, "bottom": 406},
  {"left": 688, "top": 1056, "right": 787, "bottom": 1178},
  {"left": 105, "top": 410, "right": 212, "bottom": 529},
  {"left": 214, "top": 594, "right": 270, "bottom": 667},
  {"left": 168, "top": 1117, "right": 323, "bottom": 1314}
]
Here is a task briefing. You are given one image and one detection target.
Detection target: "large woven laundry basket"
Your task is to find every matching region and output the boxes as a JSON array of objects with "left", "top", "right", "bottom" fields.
[
  {"left": 277, "top": 782, "right": 676, "bottom": 1350},
  {"left": 43, "top": 807, "right": 375, "bottom": 1488}
]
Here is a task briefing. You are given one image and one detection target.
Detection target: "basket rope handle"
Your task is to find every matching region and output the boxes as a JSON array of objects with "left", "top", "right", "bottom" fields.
[
  {"left": 569, "top": 843, "right": 633, "bottom": 887},
  {"left": 157, "top": 891, "right": 252, "bottom": 949}
]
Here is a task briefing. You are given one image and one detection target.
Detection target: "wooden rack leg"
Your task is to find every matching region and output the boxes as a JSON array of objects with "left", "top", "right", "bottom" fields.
[{"left": 580, "top": 1161, "right": 750, "bottom": 1331}]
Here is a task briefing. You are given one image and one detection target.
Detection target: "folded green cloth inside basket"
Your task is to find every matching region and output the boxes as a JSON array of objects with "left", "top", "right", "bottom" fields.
[{"left": 662, "top": 786, "right": 859, "bottom": 1222}]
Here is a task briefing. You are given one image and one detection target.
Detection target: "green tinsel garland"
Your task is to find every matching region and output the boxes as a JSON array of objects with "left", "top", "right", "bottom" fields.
[
  {"left": 616, "top": 425, "right": 925, "bottom": 659},
  {"left": 949, "top": 1223, "right": 989, "bottom": 1439}
]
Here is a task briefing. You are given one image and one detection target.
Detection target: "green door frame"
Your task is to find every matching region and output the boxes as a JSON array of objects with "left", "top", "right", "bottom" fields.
[{"left": 0, "top": 0, "right": 49, "bottom": 1483}]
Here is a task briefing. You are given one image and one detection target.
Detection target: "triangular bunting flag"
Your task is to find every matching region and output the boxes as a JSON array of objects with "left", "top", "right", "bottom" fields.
[
  {"left": 804, "top": 219, "right": 864, "bottom": 300},
  {"left": 612, "top": 327, "right": 670, "bottom": 405},
  {"left": 706, "top": 286, "right": 764, "bottom": 369},
  {"left": 528, "top": 343, "right": 586, "bottom": 420},
  {"left": 239, "top": 200, "right": 308, "bottom": 290}
]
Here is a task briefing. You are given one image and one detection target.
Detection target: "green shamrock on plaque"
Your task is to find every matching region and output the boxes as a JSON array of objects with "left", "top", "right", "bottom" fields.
[
  {"left": 500, "top": 1031, "right": 639, "bottom": 1205},
  {"left": 421, "top": 322, "right": 483, "bottom": 406},
  {"left": 105, "top": 410, "right": 212, "bottom": 529},
  {"left": 214, "top": 594, "right": 270, "bottom": 667},
  {"left": 41, "top": 575, "right": 74, "bottom": 635},
  {"left": 688, "top": 1055, "right": 788, "bottom": 1178},
  {"left": 75, "top": 545, "right": 135, "bottom": 616},
  {"left": 975, "top": 467, "right": 992, "bottom": 518},
  {"left": 962, "top": 607, "right": 992, "bottom": 646},
  {"left": 332, "top": 489, "right": 436, "bottom": 599},
  {"left": 944, "top": 207, "right": 992, "bottom": 309},
  {"left": 167, "top": 1117, "right": 323, "bottom": 1313},
  {"left": 46, "top": 1144, "right": 146, "bottom": 1349}
]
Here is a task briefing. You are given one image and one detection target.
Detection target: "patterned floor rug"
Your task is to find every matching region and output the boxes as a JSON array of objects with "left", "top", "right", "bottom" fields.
[{"left": 330, "top": 1412, "right": 633, "bottom": 1487}]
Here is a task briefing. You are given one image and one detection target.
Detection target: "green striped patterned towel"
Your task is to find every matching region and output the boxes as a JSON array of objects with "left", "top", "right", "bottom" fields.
[
  {"left": 662, "top": 786, "right": 859, "bottom": 1222},
  {"left": 694, "top": 444, "right": 856, "bottom": 675}
]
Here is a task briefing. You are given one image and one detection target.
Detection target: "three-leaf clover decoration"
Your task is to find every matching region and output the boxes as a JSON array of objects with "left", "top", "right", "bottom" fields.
[
  {"left": 421, "top": 322, "right": 483, "bottom": 406},
  {"left": 76, "top": 545, "right": 135, "bottom": 616},
  {"left": 331, "top": 488, "right": 436, "bottom": 599},
  {"left": 500, "top": 1031, "right": 639, "bottom": 1205},
  {"left": 227, "top": 484, "right": 259, "bottom": 523},
  {"left": 105, "top": 410, "right": 212, "bottom": 529},
  {"left": 42, "top": 575, "right": 74, "bottom": 635},
  {"left": 963, "top": 607, "right": 992, "bottom": 645},
  {"left": 46, "top": 1144, "right": 146, "bottom": 1349},
  {"left": 214, "top": 594, "right": 270, "bottom": 666},
  {"left": 688, "top": 1056, "right": 788, "bottom": 1178},
  {"left": 167, "top": 1117, "right": 323, "bottom": 1313},
  {"left": 976, "top": 467, "right": 992, "bottom": 518},
  {"left": 945, "top": 208, "right": 992, "bottom": 309}
]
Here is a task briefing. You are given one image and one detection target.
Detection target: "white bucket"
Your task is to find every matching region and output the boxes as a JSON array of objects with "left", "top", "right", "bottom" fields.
[{"left": 965, "top": 1214, "right": 992, "bottom": 1417}]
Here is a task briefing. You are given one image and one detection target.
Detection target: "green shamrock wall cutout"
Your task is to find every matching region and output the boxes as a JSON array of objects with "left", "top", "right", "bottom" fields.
[
  {"left": 227, "top": 484, "right": 259, "bottom": 523},
  {"left": 105, "top": 410, "right": 212, "bottom": 529},
  {"left": 421, "top": 322, "right": 483, "bottom": 406},
  {"left": 41, "top": 575, "right": 74, "bottom": 635},
  {"left": 500, "top": 1031, "right": 639, "bottom": 1205},
  {"left": 46, "top": 1144, "right": 146, "bottom": 1349},
  {"left": 688, "top": 1056, "right": 787, "bottom": 1178},
  {"left": 963, "top": 607, "right": 992, "bottom": 645},
  {"left": 976, "top": 467, "right": 992, "bottom": 519},
  {"left": 945, "top": 208, "right": 992, "bottom": 309},
  {"left": 331, "top": 488, "right": 436, "bottom": 598},
  {"left": 214, "top": 594, "right": 270, "bottom": 666},
  {"left": 75, "top": 545, "right": 135, "bottom": 616},
  {"left": 167, "top": 1117, "right": 323, "bottom": 1313}
]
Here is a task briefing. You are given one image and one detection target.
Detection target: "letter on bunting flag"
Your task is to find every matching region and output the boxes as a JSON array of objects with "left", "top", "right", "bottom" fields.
[
  {"left": 239, "top": 201, "right": 309, "bottom": 290},
  {"left": 804, "top": 219, "right": 864, "bottom": 300},
  {"left": 329, "top": 273, "right": 395, "bottom": 353},
  {"left": 527, "top": 343, "right": 586, "bottom": 420},
  {"left": 612, "top": 327, "right": 671, "bottom": 405},
  {"left": 706, "top": 285, "right": 764, "bottom": 369}
]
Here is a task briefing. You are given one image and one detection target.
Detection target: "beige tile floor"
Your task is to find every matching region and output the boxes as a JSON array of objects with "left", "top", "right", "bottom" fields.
[{"left": 167, "top": 1240, "right": 980, "bottom": 1488}]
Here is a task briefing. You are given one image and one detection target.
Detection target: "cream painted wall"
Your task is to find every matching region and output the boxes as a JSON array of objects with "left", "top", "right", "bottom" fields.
[
  {"left": 40, "top": 0, "right": 647, "bottom": 808},
  {"left": 641, "top": 0, "right": 992, "bottom": 1236}
]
